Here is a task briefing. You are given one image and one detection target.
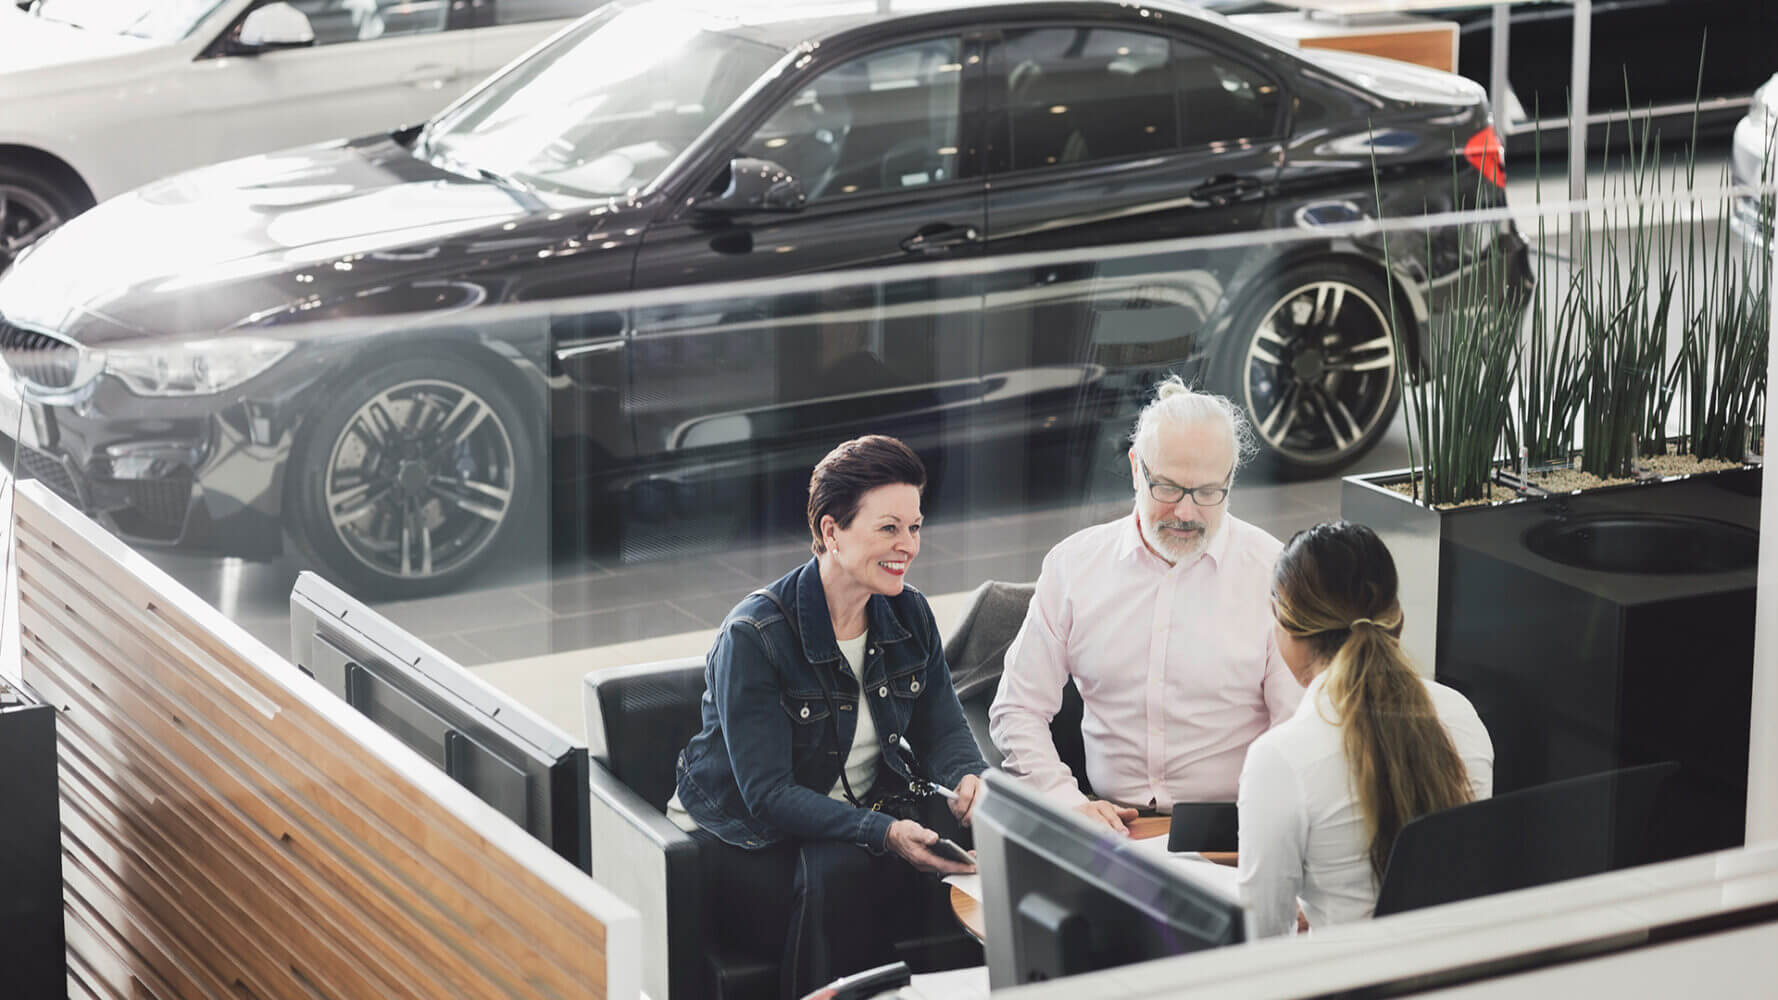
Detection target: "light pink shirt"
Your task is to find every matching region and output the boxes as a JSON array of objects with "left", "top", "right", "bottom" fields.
[{"left": 989, "top": 510, "right": 1300, "bottom": 810}]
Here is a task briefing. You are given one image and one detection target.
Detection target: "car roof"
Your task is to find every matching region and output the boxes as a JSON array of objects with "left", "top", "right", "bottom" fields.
[{"left": 624, "top": 0, "right": 1243, "bottom": 52}]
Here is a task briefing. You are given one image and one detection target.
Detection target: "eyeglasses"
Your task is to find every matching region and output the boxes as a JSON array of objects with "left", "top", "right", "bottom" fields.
[{"left": 1138, "top": 457, "right": 1231, "bottom": 506}]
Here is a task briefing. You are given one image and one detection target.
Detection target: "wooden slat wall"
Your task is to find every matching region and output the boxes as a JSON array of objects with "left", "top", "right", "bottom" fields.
[{"left": 13, "top": 481, "right": 637, "bottom": 1000}]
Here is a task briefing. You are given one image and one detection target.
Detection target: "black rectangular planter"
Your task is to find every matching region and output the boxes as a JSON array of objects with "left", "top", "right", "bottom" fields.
[{"left": 1341, "top": 465, "right": 1761, "bottom": 860}]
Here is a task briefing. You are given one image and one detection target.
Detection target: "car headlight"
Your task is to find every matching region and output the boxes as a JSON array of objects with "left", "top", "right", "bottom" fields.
[{"left": 102, "top": 338, "right": 293, "bottom": 396}]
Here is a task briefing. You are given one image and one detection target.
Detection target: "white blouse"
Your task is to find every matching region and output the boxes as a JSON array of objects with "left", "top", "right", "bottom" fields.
[{"left": 1236, "top": 671, "right": 1494, "bottom": 938}]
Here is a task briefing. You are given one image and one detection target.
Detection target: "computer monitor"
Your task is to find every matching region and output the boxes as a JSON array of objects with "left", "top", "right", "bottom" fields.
[
  {"left": 288, "top": 572, "right": 591, "bottom": 873},
  {"left": 973, "top": 771, "right": 1245, "bottom": 988}
]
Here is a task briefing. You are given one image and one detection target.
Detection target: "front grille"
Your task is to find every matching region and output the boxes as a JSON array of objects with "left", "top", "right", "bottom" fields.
[
  {"left": 110, "top": 476, "right": 194, "bottom": 540},
  {"left": 0, "top": 319, "right": 82, "bottom": 392},
  {"left": 13, "top": 443, "right": 82, "bottom": 507}
]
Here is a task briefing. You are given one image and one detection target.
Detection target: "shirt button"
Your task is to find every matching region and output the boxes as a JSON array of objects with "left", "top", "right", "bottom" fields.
[
  {"left": 879, "top": 685, "right": 889, "bottom": 697},
  {"left": 910, "top": 680, "right": 921, "bottom": 693},
  {"left": 800, "top": 706, "right": 810, "bottom": 718}
]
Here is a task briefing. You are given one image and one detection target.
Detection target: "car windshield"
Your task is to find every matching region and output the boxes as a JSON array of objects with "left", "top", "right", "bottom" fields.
[
  {"left": 33, "top": 0, "right": 230, "bottom": 42},
  {"left": 423, "top": 4, "right": 784, "bottom": 199}
]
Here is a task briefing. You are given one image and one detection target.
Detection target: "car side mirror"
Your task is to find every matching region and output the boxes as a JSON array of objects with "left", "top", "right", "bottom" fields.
[
  {"left": 231, "top": 2, "right": 317, "bottom": 54},
  {"left": 695, "top": 158, "right": 807, "bottom": 214}
]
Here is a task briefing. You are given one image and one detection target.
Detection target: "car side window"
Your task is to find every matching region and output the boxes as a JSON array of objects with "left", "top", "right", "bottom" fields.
[
  {"left": 493, "top": 0, "right": 592, "bottom": 26},
  {"left": 1000, "top": 27, "right": 1178, "bottom": 171},
  {"left": 739, "top": 37, "right": 964, "bottom": 202},
  {"left": 1172, "top": 38, "right": 1285, "bottom": 147},
  {"left": 286, "top": 0, "right": 449, "bottom": 45}
]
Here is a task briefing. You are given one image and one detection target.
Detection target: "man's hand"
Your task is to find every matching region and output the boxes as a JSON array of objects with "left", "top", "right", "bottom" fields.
[
  {"left": 1074, "top": 800, "right": 1139, "bottom": 834},
  {"left": 950, "top": 773, "right": 984, "bottom": 827},
  {"left": 887, "top": 819, "right": 976, "bottom": 875}
]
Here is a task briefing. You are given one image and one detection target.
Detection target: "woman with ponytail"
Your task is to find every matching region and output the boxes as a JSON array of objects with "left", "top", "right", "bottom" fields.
[{"left": 1237, "top": 521, "right": 1492, "bottom": 937}]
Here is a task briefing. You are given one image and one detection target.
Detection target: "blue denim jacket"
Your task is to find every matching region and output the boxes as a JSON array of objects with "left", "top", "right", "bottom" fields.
[{"left": 675, "top": 558, "right": 988, "bottom": 854}]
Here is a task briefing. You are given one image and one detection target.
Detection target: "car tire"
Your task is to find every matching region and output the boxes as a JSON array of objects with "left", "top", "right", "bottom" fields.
[
  {"left": 288, "top": 356, "right": 536, "bottom": 599},
  {"left": 0, "top": 163, "right": 92, "bottom": 271},
  {"left": 1209, "top": 260, "right": 1401, "bottom": 479}
]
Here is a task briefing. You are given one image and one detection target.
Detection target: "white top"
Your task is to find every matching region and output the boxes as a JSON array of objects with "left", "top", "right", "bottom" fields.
[
  {"left": 1236, "top": 670, "right": 1493, "bottom": 938},
  {"left": 830, "top": 632, "right": 880, "bottom": 801}
]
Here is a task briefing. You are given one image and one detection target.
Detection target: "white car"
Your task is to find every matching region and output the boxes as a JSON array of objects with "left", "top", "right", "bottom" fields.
[
  {"left": 0, "top": 0, "right": 596, "bottom": 268},
  {"left": 1731, "top": 71, "right": 1776, "bottom": 247}
]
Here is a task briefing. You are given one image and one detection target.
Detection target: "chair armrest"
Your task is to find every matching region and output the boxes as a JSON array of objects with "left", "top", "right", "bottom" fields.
[{"left": 589, "top": 759, "right": 704, "bottom": 1000}]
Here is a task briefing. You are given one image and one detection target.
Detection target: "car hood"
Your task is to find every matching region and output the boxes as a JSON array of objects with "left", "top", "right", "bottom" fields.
[
  {"left": 0, "top": 7, "right": 158, "bottom": 75},
  {"left": 0, "top": 135, "right": 567, "bottom": 336},
  {"left": 1299, "top": 48, "right": 1486, "bottom": 108}
]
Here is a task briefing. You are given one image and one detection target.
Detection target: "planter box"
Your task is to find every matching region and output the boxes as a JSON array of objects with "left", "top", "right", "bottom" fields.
[{"left": 1341, "top": 465, "right": 1761, "bottom": 859}]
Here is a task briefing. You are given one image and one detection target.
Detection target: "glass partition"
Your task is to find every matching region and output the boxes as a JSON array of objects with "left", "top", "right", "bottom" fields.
[{"left": 0, "top": 153, "right": 1771, "bottom": 875}]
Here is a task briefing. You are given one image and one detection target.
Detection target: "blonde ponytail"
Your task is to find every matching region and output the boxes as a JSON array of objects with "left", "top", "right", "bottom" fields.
[{"left": 1322, "top": 615, "right": 1472, "bottom": 882}]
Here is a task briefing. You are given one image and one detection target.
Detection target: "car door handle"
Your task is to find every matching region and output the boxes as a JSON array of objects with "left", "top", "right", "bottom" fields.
[
  {"left": 1188, "top": 175, "right": 1265, "bottom": 206},
  {"left": 400, "top": 64, "right": 465, "bottom": 90},
  {"left": 900, "top": 224, "right": 980, "bottom": 254},
  {"left": 554, "top": 338, "right": 626, "bottom": 361}
]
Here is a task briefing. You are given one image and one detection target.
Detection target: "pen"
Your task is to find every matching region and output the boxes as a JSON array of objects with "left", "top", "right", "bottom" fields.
[{"left": 896, "top": 736, "right": 959, "bottom": 800}]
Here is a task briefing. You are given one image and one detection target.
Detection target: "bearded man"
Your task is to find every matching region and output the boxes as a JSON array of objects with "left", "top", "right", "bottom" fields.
[{"left": 989, "top": 375, "right": 1301, "bottom": 832}]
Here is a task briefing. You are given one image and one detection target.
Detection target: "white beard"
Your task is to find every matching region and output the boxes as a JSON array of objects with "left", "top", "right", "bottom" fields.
[{"left": 1142, "top": 514, "right": 1213, "bottom": 562}]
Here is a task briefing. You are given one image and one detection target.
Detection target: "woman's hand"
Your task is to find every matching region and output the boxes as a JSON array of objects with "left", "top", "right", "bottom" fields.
[
  {"left": 886, "top": 819, "right": 976, "bottom": 875},
  {"left": 949, "top": 773, "right": 983, "bottom": 827}
]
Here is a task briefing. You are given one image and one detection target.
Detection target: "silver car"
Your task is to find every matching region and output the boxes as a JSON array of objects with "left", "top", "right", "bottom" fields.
[{"left": 1731, "top": 72, "right": 1776, "bottom": 247}]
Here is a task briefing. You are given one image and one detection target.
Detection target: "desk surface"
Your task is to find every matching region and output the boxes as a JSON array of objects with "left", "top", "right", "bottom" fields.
[{"left": 949, "top": 816, "right": 1237, "bottom": 942}]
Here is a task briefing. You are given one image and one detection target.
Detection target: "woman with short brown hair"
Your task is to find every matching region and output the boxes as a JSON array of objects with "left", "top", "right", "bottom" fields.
[{"left": 672, "top": 435, "right": 988, "bottom": 996}]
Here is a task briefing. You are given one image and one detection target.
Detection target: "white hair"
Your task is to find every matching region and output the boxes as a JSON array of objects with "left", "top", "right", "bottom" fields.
[{"left": 1130, "top": 374, "right": 1257, "bottom": 476}]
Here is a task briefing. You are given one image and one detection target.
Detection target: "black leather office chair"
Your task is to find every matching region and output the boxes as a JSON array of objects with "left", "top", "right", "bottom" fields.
[
  {"left": 1374, "top": 761, "right": 1681, "bottom": 917},
  {"left": 946, "top": 580, "right": 1091, "bottom": 797},
  {"left": 584, "top": 658, "right": 982, "bottom": 1000}
]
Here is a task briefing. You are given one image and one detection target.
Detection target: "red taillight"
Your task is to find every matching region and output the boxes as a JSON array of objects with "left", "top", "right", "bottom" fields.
[{"left": 1464, "top": 126, "right": 1507, "bottom": 188}]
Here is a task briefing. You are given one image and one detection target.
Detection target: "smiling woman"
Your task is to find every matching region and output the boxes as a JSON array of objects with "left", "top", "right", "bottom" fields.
[{"left": 669, "top": 434, "right": 990, "bottom": 998}]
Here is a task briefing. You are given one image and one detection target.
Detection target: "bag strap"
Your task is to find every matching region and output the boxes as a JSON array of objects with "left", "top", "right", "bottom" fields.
[{"left": 749, "top": 588, "right": 867, "bottom": 809}]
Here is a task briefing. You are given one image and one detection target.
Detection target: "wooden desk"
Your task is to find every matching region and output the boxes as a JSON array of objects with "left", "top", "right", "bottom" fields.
[
  {"left": 1230, "top": 11, "right": 1458, "bottom": 74},
  {"left": 949, "top": 816, "right": 1237, "bottom": 942}
]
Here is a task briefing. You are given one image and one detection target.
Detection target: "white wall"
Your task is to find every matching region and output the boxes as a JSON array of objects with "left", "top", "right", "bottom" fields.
[{"left": 1750, "top": 246, "right": 1778, "bottom": 845}]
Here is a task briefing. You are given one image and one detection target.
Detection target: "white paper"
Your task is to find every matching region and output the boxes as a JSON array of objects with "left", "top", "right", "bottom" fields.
[
  {"left": 942, "top": 873, "right": 982, "bottom": 901},
  {"left": 1125, "top": 835, "right": 1243, "bottom": 897}
]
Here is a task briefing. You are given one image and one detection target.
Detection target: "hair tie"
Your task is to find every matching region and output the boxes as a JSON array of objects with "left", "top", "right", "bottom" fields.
[{"left": 1349, "top": 618, "right": 1379, "bottom": 630}]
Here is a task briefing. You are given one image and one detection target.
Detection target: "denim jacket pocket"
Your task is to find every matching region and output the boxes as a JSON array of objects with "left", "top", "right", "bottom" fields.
[
  {"left": 886, "top": 661, "right": 927, "bottom": 701},
  {"left": 780, "top": 691, "right": 831, "bottom": 747}
]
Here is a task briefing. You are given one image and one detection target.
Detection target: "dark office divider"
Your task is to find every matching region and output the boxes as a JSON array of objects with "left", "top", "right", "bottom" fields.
[{"left": 0, "top": 677, "right": 65, "bottom": 999}]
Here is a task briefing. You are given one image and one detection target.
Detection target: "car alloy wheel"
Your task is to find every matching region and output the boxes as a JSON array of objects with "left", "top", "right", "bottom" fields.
[
  {"left": 0, "top": 182, "right": 64, "bottom": 271},
  {"left": 322, "top": 377, "right": 518, "bottom": 583},
  {"left": 1236, "top": 276, "right": 1397, "bottom": 471}
]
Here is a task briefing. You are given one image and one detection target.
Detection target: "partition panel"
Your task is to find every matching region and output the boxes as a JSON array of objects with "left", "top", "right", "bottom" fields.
[{"left": 11, "top": 480, "right": 637, "bottom": 1000}]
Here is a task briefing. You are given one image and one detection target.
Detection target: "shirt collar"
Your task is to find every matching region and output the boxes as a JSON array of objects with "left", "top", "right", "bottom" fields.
[
  {"left": 1295, "top": 669, "right": 1335, "bottom": 721},
  {"left": 792, "top": 557, "right": 912, "bottom": 664}
]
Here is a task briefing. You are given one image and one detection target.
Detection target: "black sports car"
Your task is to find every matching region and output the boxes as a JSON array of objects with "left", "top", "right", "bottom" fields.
[{"left": 0, "top": 0, "right": 1526, "bottom": 596}]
